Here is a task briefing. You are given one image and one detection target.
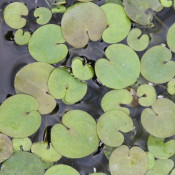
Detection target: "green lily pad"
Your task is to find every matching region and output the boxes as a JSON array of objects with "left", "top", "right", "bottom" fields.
[
  {"left": 145, "top": 159, "right": 174, "bottom": 175},
  {"left": 43, "top": 162, "right": 54, "bottom": 170},
  {"left": 148, "top": 135, "right": 175, "bottom": 159},
  {"left": 0, "top": 133, "right": 13, "bottom": 163},
  {"left": 28, "top": 24, "right": 68, "bottom": 64},
  {"left": 97, "top": 110, "right": 133, "bottom": 147},
  {"left": 141, "top": 98, "right": 175, "bottom": 138},
  {"left": 105, "top": 0, "right": 122, "bottom": 5},
  {"left": 167, "top": 23, "right": 175, "bottom": 53},
  {"left": 171, "top": 169, "right": 175, "bottom": 175},
  {"left": 109, "top": 145, "right": 148, "bottom": 175},
  {"left": 101, "top": 89, "right": 133, "bottom": 114},
  {"left": 0, "top": 152, "right": 44, "bottom": 175},
  {"left": 48, "top": 67, "right": 87, "bottom": 104},
  {"left": 14, "top": 62, "right": 56, "bottom": 115},
  {"left": 3, "top": 2, "right": 28, "bottom": 29},
  {"left": 89, "top": 173, "right": 106, "bottom": 175},
  {"left": 31, "top": 141, "right": 62, "bottom": 162},
  {"left": 51, "top": 5, "right": 66, "bottom": 14},
  {"left": 14, "top": 29, "right": 31, "bottom": 45},
  {"left": 72, "top": 57, "right": 94, "bottom": 81},
  {"left": 127, "top": 28, "right": 149, "bottom": 51},
  {"left": 44, "top": 165, "right": 80, "bottom": 175},
  {"left": 160, "top": 0, "right": 173, "bottom": 7},
  {"left": 95, "top": 44, "right": 140, "bottom": 89},
  {"left": 61, "top": 2, "right": 107, "bottom": 48},
  {"left": 147, "top": 152, "right": 155, "bottom": 170},
  {"left": 101, "top": 3, "right": 131, "bottom": 43},
  {"left": 34, "top": 7, "right": 52, "bottom": 25},
  {"left": 167, "top": 79, "right": 175, "bottom": 95},
  {"left": 137, "top": 84, "right": 157, "bottom": 107},
  {"left": 0, "top": 94, "right": 41, "bottom": 138},
  {"left": 12, "top": 138, "right": 32, "bottom": 152},
  {"left": 51, "top": 110, "right": 99, "bottom": 158},
  {"left": 141, "top": 45, "right": 175, "bottom": 84},
  {"left": 123, "top": 0, "right": 162, "bottom": 25}
]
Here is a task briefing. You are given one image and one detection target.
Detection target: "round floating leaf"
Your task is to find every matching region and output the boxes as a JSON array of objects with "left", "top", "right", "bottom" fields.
[
  {"left": 160, "top": 0, "right": 172, "bottom": 7},
  {"left": 97, "top": 110, "right": 133, "bottom": 147},
  {"left": 48, "top": 67, "right": 87, "bottom": 104},
  {"left": 127, "top": 28, "right": 149, "bottom": 51},
  {"left": 31, "top": 141, "right": 62, "bottom": 162},
  {"left": 0, "top": 94, "right": 41, "bottom": 138},
  {"left": 28, "top": 24, "right": 68, "bottom": 64},
  {"left": 95, "top": 44, "right": 140, "bottom": 89},
  {"left": 147, "top": 152, "right": 155, "bottom": 170},
  {"left": 123, "top": 0, "right": 162, "bottom": 25},
  {"left": 109, "top": 145, "right": 148, "bottom": 175},
  {"left": 0, "top": 152, "right": 44, "bottom": 175},
  {"left": 105, "top": 0, "right": 122, "bottom": 5},
  {"left": 101, "top": 89, "right": 133, "bottom": 114},
  {"left": 167, "top": 79, "right": 175, "bottom": 95},
  {"left": 12, "top": 138, "right": 32, "bottom": 152},
  {"left": 51, "top": 5, "right": 66, "bottom": 14},
  {"left": 137, "top": 84, "right": 156, "bottom": 107},
  {"left": 0, "top": 133, "right": 13, "bottom": 163},
  {"left": 34, "top": 7, "right": 52, "bottom": 25},
  {"left": 4, "top": 2, "right": 28, "bottom": 29},
  {"left": 141, "top": 45, "right": 175, "bottom": 84},
  {"left": 145, "top": 159, "right": 174, "bottom": 175},
  {"left": 167, "top": 23, "right": 175, "bottom": 53},
  {"left": 101, "top": 3, "right": 131, "bottom": 43},
  {"left": 141, "top": 98, "right": 175, "bottom": 138},
  {"left": 44, "top": 165, "right": 80, "bottom": 175},
  {"left": 51, "top": 110, "right": 99, "bottom": 158},
  {"left": 61, "top": 2, "right": 107, "bottom": 48},
  {"left": 14, "top": 29, "right": 31, "bottom": 45},
  {"left": 15, "top": 62, "right": 56, "bottom": 115},
  {"left": 148, "top": 135, "right": 175, "bottom": 159},
  {"left": 72, "top": 57, "right": 94, "bottom": 81},
  {"left": 89, "top": 173, "right": 106, "bottom": 175}
]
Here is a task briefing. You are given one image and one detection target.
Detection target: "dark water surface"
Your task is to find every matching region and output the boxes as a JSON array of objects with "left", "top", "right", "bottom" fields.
[{"left": 0, "top": 0, "right": 175, "bottom": 174}]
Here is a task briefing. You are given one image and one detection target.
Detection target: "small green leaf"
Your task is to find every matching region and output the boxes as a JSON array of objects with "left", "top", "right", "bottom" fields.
[
  {"left": 51, "top": 5, "right": 66, "bottom": 13},
  {"left": 167, "top": 78, "right": 175, "bottom": 95},
  {"left": 160, "top": 0, "right": 172, "bottom": 7},
  {"left": 147, "top": 152, "right": 155, "bottom": 170},
  {"left": 167, "top": 23, "right": 175, "bottom": 53},
  {"left": 12, "top": 138, "right": 32, "bottom": 152},
  {"left": 14, "top": 29, "right": 31, "bottom": 45}
]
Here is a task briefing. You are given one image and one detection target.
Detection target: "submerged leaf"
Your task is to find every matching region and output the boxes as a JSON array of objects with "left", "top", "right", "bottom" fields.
[
  {"left": 14, "top": 29, "right": 31, "bottom": 45},
  {"left": 12, "top": 138, "right": 32, "bottom": 152}
]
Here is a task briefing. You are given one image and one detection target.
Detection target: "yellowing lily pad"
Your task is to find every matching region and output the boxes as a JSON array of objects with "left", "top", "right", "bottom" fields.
[
  {"left": 141, "top": 98, "right": 175, "bottom": 138},
  {"left": 167, "top": 23, "right": 175, "bottom": 53},
  {"left": 51, "top": 110, "right": 99, "bottom": 158},
  {"left": 160, "top": 0, "right": 173, "bottom": 7},
  {"left": 14, "top": 29, "right": 31, "bottom": 45},
  {"left": 61, "top": 2, "right": 107, "bottom": 48},
  {"left": 14, "top": 62, "right": 56, "bottom": 115},
  {"left": 97, "top": 110, "right": 133, "bottom": 147},
  {"left": 101, "top": 3, "right": 131, "bottom": 43},
  {"left": 167, "top": 78, "right": 175, "bottom": 95},
  {"left": 28, "top": 24, "right": 68, "bottom": 64},
  {"left": 12, "top": 138, "right": 32, "bottom": 152},
  {"left": 109, "top": 145, "right": 148, "bottom": 175},
  {"left": 4, "top": 2, "right": 28, "bottom": 29},
  {"left": 48, "top": 67, "right": 87, "bottom": 104},
  {"left": 95, "top": 44, "right": 140, "bottom": 89},
  {"left": 0, "top": 94, "right": 41, "bottom": 138}
]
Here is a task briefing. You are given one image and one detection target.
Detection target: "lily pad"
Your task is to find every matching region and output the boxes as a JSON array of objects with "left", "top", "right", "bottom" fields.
[
  {"left": 109, "top": 145, "right": 148, "bottom": 175},
  {"left": 167, "top": 23, "right": 175, "bottom": 53},
  {"left": 105, "top": 0, "right": 122, "bottom": 5},
  {"left": 141, "top": 45, "right": 175, "bottom": 84},
  {"left": 51, "top": 5, "right": 66, "bottom": 14},
  {"left": 147, "top": 152, "right": 155, "bottom": 170},
  {"left": 31, "top": 141, "right": 62, "bottom": 162},
  {"left": 160, "top": 0, "right": 172, "bottom": 7},
  {"left": 28, "top": 24, "right": 68, "bottom": 64},
  {"left": 44, "top": 164, "right": 80, "bottom": 175},
  {"left": 97, "top": 110, "right": 133, "bottom": 147},
  {"left": 95, "top": 44, "right": 140, "bottom": 89},
  {"left": 4, "top": 2, "right": 28, "bottom": 29},
  {"left": 0, "top": 152, "right": 44, "bottom": 175},
  {"left": 0, "top": 133, "right": 13, "bottom": 163},
  {"left": 101, "top": 3, "right": 131, "bottom": 43},
  {"left": 167, "top": 78, "right": 175, "bottom": 95},
  {"left": 34, "top": 7, "right": 52, "bottom": 25},
  {"left": 141, "top": 98, "right": 175, "bottom": 138},
  {"left": 148, "top": 135, "right": 175, "bottom": 159},
  {"left": 61, "top": 2, "right": 107, "bottom": 48},
  {"left": 101, "top": 89, "right": 133, "bottom": 114},
  {"left": 171, "top": 169, "right": 175, "bottom": 175},
  {"left": 89, "top": 173, "right": 106, "bottom": 175},
  {"left": 14, "top": 62, "right": 56, "bottom": 115},
  {"left": 0, "top": 94, "right": 41, "bottom": 138},
  {"left": 51, "top": 110, "right": 99, "bottom": 158},
  {"left": 123, "top": 0, "right": 162, "bottom": 25},
  {"left": 127, "top": 28, "right": 149, "bottom": 51},
  {"left": 12, "top": 138, "right": 32, "bottom": 152},
  {"left": 48, "top": 67, "right": 87, "bottom": 104},
  {"left": 137, "top": 84, "right": 157, "bottom": 107},
  {"left": 78, "top": 0, "right": 92, "bottom": 1},
  {"left": 72, "top": 57, "right": 94, "bottom": 81},
  {"left": 14, "top": 29, "right": 31, "bottom": 45}
]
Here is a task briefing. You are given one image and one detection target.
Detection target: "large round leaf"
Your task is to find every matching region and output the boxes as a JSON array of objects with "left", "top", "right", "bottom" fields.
[
  {"left": 0, "top": 94, "right": 41, "bottom": 138},
  {"left": 95, "top": 44, "right": 140, "bottom": 89},
  {"left": 51, "top": 110, "right": 99, "bottom": 158},
  {"left": 12, "top": 138, "right": 32, "bottom": 152},
  {"left": 167, "top": 23, "right": 175, "bottom": 53},
  {"left": 28, "top": 24, "right": 68, "bottom": 64},
  {"left": 15, "top": 62, "right": 56, "bottom": 115},
  {"left": 61, "top": 2, "right": 107, "bottom": 48}
]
